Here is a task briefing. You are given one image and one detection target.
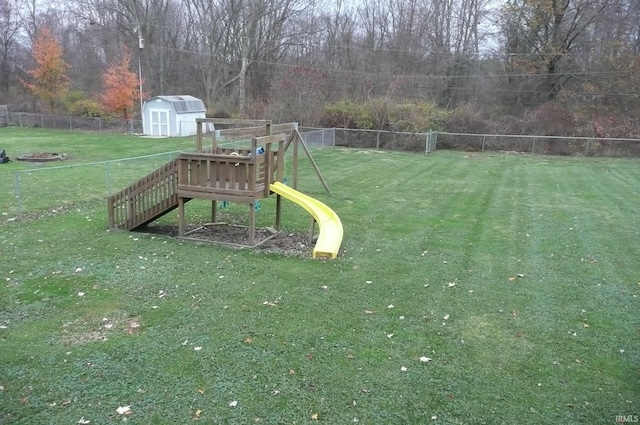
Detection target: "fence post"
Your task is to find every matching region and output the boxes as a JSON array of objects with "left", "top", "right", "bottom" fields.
[
  {"left": 376, "top": 131, "right": 380, "bottom": 150},
  {"left": 105, "top": 162, "right": 112, "bottom": 196},
  {"left": 586, "top": 139, "right": 590, "bottom": 156},
  {"left": 40, "top": 114, "right": 44, "bottom": 128},
  {"left": 531, "top": 138, "right": 536, "bottom": 154},
  {"left": 482, "top": 135, "right": 486, "bottom": 152},
  {"left": 19, "top": 113, "right": 23, "bottom": 128},
  {"left": 69, "top": 116, "right": 73, "bottom": 130},
  {"left": 14, "top": 172, "right": 22, "bottom": 217}
]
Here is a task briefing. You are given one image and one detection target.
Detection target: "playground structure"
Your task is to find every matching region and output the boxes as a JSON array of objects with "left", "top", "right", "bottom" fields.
[{"left": 107, "top": 118, "right": 343, "bottom": 259}]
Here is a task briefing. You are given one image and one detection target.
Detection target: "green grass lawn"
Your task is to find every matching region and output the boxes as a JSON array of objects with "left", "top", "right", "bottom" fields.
[{"left": 0, "top": 128, "right": 638, "bottom": 424}]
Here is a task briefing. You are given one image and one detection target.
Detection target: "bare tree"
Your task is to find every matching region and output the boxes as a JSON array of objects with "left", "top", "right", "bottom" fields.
[
  {"left": 0, "top": 0, "right": 22, "bottom": 95},
  {"left": 501, "top": 0, "right": 615, "bottom": 106}
]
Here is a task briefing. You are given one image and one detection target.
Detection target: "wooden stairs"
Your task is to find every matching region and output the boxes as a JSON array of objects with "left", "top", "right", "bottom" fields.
[{"left": 107, "top": 159, "right": 182, "bottom": 230}]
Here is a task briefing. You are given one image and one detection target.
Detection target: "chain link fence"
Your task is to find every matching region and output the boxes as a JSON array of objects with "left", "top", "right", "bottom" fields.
[
  {"left": 434, "top": 132, "right": 640, "bottom": 157},
  {"left": 299, "top": 127, "right": 436, "bottom": 153},
  {"left": 7, "top": 112, "right": 142, "bottom": 133},
  {"left": 2, "top": 126, "right": 639, "bottom": 221},
  {"left": 314, "top": 128, "right": 638, "bottom": 157},
  {"left": 0, "top": 129, "right": 336, "bottom": 219}
]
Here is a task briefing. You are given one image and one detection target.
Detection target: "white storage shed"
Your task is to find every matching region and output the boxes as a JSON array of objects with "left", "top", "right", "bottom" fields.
[{"left": 142, "top": 95, "right": 207, "bottom": 137}]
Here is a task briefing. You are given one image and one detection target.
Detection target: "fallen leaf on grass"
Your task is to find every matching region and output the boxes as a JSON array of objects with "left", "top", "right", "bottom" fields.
[
  {"left": 116, "top": 406, "right": 132, "bottom": 415},
  {"left": 244, "top": 338, "right": 253, "bottom": 344},
  {"left": 400, "top": 366, "right": 407, "bottom": 372},
  {"left": 419, "top": 357, "right": 432, "bottom": 363},
  {"left": 77, "top": 417, "right": 90, "bottom": 424},
  {"left": 192, "top": 409, "right": 202, "bottom": 420},
  {"left": 364, "top": 310, "right": 376, "bottom": 314},
  {"left": 197, "top": 388, "right": 205, "bottom": 395},
  {"left": 311, "top": 413, "right": 318, "bottom": 420},
  {"left": 229, "top": 400, "right": 238, "bottom": 407}
]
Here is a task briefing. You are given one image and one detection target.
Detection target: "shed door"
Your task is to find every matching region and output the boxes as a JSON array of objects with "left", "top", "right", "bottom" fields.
[{"left": 150, "top": 109, "right": 170, "bottom": 136}]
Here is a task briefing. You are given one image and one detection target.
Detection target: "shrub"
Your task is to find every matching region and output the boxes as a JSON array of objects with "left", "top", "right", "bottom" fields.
[
  {"left": 320, "top": 99, "right": 447, "bottom": 131},
  {"left": 444, "top": 103, "right": 490, "bottom": 134},
  {"left": 388, "top": 102, "right": 448, "bottom": 132},
  {"left": 320, "top": 99, "right": 375, "bottom": 129},
  {"left": 69, "top": 99, "right": 105, "bottom": 117}
]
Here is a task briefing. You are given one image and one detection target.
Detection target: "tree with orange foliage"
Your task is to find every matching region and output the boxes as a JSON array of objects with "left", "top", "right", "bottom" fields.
[
  {"left": 21, "top": 27, "right": 70, "bottom": 113},
  {"left": 99, "top": 47, "right": 142, "bottom": 121}
]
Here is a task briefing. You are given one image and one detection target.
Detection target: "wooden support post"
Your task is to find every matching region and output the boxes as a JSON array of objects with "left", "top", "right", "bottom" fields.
[
  {"left": 196, "top": 120, "right": 203, "bottom": 153},
  {"left": 293, "top": 129, "right": 299, "bottom": 189},
  {"left": 248, "top": 203, "right": 256, "bottom": 246},
  {"left": 178, "top": 197, "right": 186, "bottom": 236},
  {"left": 308, "top": 217, "right": 315, "bottom": 244},
  {"left": 295, "top": 129, "right": 331, "bottom": 195},
  {"left": 211, "top": 200, "right": 217, "bottom": 222},
  {"left": 275, "top": 194, "right": 282, "bottom": 230},
  {"left": 277, "top": 139, "right": 284, "bottom": 182},
  {"left": 263, "top": 142, "right": 272, "bottom": 198}
]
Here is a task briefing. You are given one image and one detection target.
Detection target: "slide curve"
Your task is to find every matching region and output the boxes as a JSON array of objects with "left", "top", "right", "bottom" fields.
[{"left": 270, "top": 182, "right": 343, "bottom": 259}]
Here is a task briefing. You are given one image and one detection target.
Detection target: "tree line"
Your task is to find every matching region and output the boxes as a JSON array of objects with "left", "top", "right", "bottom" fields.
[{"left": 1, "top": 0, "right": 639, "bottom": 136}]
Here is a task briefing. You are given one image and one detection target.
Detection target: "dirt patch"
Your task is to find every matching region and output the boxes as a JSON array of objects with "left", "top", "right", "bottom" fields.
[
  {"left": 142, "top": 223, "right": 314, "bottom": 258},
  {"left": 16, "top": 152, "right": 67, "bottom": 162}
]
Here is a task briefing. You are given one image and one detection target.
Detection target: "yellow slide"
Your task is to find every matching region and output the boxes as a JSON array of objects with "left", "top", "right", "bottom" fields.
[{"left": 270, "top": 182, "right": 343, "bottom": 259}]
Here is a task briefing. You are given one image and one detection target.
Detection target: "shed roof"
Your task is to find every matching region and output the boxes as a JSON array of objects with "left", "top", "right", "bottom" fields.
[{"left": 151, "top": 95, "right": 206, "bottom": 113}]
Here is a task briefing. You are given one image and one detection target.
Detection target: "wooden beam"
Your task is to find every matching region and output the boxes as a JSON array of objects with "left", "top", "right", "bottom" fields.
[
  {"left": 196, "top": 120, "right": 203, "bottom": 152},
  {"left": 248, "top": 203, "right": 256, "bottom": 246},
  {"left": 178, "top": 197, "right": 186, "bottom": 236},
  {"left": 294, "top": 129, "right": 331, "bottom": 195},
  {"left": 275, "top": 194, "right": 282, "bottom": 230},
  {"left": 254, "top": 133, "right": 287, "bottom": 145},
  {"left": 197, "top": 118, "right": 272, "bottom": 126},
  {"left": 217, "top": 123, "right": 296, "bottom": 140}
]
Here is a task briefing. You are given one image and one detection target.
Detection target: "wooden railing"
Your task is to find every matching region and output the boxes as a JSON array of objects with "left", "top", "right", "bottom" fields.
[
  {"left": 177, "top": 148, "right": 275, "bottom": 203},
  {"left": 107, "top": 159, "right": 179, "bottom": 230}
]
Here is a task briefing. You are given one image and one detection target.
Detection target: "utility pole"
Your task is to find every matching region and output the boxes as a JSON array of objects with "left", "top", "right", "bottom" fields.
[{"left": 137, "top": 24, "right": 145, "bottom": 133}]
